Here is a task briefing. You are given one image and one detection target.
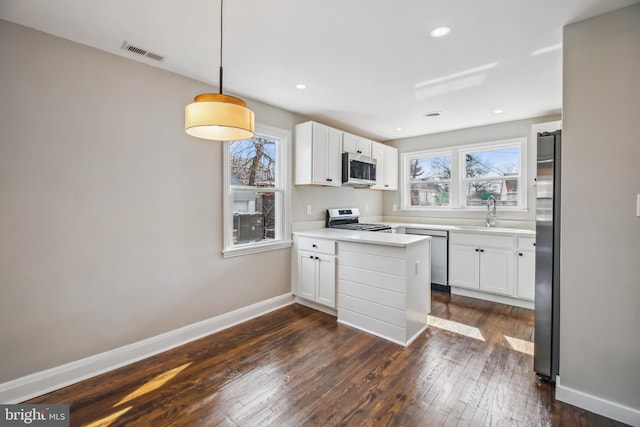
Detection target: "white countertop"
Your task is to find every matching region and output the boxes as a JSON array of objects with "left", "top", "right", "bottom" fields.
[
  {"left": 293, "top": 228, "right": 431, "bottom": 247},
  {"left": 387, "top": 222, "right": 535, "bottom": 236}
]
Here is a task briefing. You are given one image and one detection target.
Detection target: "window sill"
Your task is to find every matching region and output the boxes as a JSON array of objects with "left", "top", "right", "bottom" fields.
[{"left": 222, "top": 240, "right": 293, "bottom": 258}]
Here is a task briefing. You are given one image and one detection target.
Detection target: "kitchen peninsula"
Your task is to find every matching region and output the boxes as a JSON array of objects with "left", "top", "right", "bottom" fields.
[{"left": 291, "top": 229, "right": 431, "bottom": 346}]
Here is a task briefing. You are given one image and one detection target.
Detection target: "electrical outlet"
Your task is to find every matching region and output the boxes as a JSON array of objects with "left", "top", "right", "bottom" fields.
[
  {"left": 306, "top": 204, "right": 312, "bottom": 215},
  {"left": 392, "top": 204, "right": 397, "bottom": 212},
  {"left": 364, "top": 204, "right": 369, "bottom": 212}
]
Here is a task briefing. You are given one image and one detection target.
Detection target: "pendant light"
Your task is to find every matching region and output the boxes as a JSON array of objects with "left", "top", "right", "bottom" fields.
[{"left": 185, "top": 0, "right": 255, "bottom": 141}]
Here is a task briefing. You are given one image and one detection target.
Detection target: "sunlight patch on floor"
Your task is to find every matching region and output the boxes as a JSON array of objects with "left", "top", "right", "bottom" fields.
[
  {"left": 83, "top": 406, "right": 133, "bottom": 427},
  {"left": 428, "top": 315, "right": 485, "bottom": 341},
  {"left": 115, "top": 362, "right": 192, "bottom": 406},
  {"left": 504, "top": 335, "right": 534, "bottom": 355}
]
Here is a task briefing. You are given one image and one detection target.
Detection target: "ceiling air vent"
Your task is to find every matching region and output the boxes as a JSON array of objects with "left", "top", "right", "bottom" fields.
[{"left": 121, "top": 42, "right": 165, "bottom": 62}]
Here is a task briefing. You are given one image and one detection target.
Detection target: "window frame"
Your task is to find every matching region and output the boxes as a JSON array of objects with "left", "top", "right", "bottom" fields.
[
  {"left": 222, "top": 123, "right": 292, "bottom": 258},
  {"left": 401, "top": 137, "right": 527, "bottom": 212},
  {"left": 403, "top": 149, "right": 455, "bottom": 209}
]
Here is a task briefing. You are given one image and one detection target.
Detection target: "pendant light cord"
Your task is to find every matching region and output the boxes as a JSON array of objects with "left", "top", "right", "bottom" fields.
[{"left": 219, "top": 0, "right": 224, "bottom": 94}]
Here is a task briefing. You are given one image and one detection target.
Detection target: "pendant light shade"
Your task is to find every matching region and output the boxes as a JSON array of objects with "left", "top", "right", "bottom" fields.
[
  {"left": 185, "top": 0, "right": 255, "bottom": 141},
  {"left": 185, "top": 93, "right": 255, "bottom": 141}
]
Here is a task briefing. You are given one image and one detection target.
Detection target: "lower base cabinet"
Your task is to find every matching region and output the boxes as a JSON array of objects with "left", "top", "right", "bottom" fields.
[
  {"left": 298, "top": 250, "right": 336, "bottom": 307},
  {"left": 449, "top": 231, "right": 535, "bottom": 309},
  {"left": 293, "top": 236, "right": 336, "bottom": 308}
]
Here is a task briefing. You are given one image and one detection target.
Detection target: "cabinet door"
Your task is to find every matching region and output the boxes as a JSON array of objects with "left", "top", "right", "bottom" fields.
[
  {"left": 383, "top": 145, "right": 398, "bottom": 190},
  {"left": 357, "top": 137, "right": 373, "bottom": 157},
  {"left": 449, "top": 244, "right": 479, "bottom": 289},
  {"left": 326, "top": 128, "right": 343, "bottom": 185},
  {"left": 478, "top": 247, "right": 513, "bottom": 295},
  {"left": 516, "top": 250, "right": 535, "bottom": 300},
  {"left": 371, "top": 142, "right": 385, "bottom": 189},
  {"left": 342, "top": 132, "right": 359, "bottom": 154},
  {"left": 316, "top": 255, "right": 336, "bottom": 308},
  {"left": 298, "top": 251, "right": 317, "bottom": 301},
  {"left": 311, "top": 123, "right": 335, "bottom": 186}
]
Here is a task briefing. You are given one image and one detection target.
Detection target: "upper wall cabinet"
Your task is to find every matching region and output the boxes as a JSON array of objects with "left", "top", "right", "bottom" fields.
[
  {"left": 342, "top": 132, "right": 373, "bottom": 157},
  {"left": 371, "top": 142, "right": 399, "bottom": 191},
  {"left": 295, "top": 121, "right": 342, "bottom": 186}
]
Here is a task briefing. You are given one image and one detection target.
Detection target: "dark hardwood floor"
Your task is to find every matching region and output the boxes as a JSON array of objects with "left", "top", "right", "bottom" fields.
[{"left": 27, "top": 292, "right": 627, "bottom": 426}]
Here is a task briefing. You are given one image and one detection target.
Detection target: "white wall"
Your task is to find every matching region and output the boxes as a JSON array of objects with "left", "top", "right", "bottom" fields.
[
  {"left": 559, "top": 3, "right": 640, "bottom": 419},
  {"left": 383, "top": 115, "right": 561, "bottom": 227},
  {"left": 0, "top": 20, "right": 302, "bottom": 384}
]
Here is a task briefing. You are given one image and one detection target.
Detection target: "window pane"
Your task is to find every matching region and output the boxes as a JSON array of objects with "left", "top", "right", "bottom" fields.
[
  {"left": 410, "top": 156, "right": 451, "bottom": 181},
  {"left": 410, "top": 182, "right": 450, "bottom": 206},
  {"left": 465, "top": 147, "right": 519, "bottom": 179},
  {"left": 465, "top": 179, "right": 519, "bottom": 206},
  {"left": 232, "top": 191, "right": 277, "bottom": 244},
  {"left": 229, "top": 136, "right": 277, "bottom": 187}
]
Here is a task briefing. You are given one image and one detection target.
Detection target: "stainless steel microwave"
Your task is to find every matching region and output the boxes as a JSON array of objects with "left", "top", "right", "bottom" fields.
[{"left": 342, "top": 152, "right": 377, "bottom": 186}]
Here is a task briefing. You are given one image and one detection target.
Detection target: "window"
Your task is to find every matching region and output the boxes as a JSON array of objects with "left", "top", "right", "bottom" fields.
[
  {"left": 407, "top": 152, "right": 451, "bottom": 207},
  {"left": 401, "top": 138, "right": 525, "bottom": 211},
  {"left": 462, "top": 145, "right": 521, "bottom": 207},
  {"left": 223, "top": 124, "right": 291, "bottom": 257}
]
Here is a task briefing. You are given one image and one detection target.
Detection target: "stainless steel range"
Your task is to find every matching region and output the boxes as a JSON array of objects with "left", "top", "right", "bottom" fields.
[{"left": 326, "top": 208, "right": 392, "bottom": 232}]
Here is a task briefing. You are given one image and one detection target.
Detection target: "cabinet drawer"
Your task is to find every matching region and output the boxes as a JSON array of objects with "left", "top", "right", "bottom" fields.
[
  {"left": 297, "top": 237, "right": 336, "bottom": 254},
  {"left": 517, "top": 236, "right": 536, "bottom": 251},
  {"left": 450, "top": 232, "right": 513, "bottom": 249}
]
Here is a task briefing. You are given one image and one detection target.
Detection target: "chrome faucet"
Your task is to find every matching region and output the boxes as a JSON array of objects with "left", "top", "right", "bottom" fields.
[{"left": 486, "top": 195, "right": 497, "bottom": 227}]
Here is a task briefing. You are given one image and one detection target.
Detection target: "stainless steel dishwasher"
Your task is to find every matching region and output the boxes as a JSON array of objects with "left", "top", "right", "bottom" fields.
[{"left": 404, "top": 228, "right": 449, "bottom": 291}]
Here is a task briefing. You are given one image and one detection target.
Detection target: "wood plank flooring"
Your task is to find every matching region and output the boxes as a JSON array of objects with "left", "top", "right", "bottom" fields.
[{"left": 26, "top": 292, "right": 627, "bottom": 426}]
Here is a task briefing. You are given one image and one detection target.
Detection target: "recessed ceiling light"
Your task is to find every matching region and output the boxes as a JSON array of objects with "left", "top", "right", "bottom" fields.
[
  {"left": 430, "top": 26, "right": 451, "bottom": 38},
  {"left": 296, "top": 83, "right": 307, "bottom": 89},
  {"left": 424, "top": 111, "right": 443, "bottom": 119},
  {"left": 395, "top": 127, "right": 403, "bottom": 132},
  {"left": 493, "top": 109, "right": 504, "bottom": 114}
]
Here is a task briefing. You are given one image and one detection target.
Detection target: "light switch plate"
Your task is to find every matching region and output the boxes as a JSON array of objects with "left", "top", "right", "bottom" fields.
[{"left": 306, "top": 204, "right": 312, "bottom": 215}]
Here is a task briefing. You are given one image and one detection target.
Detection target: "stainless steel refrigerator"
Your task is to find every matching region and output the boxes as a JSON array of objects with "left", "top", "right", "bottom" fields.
[{"left": 534, "top": 130, "right": 561, "bottom": 382}]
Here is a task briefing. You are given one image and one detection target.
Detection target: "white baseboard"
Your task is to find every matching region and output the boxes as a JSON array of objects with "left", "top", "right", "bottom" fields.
[
  {"left": 556, "top": 375, "right": 640, "bottom": 427},
  {"left": 0, "top": 293, "right": 294, "bottom": 404}
]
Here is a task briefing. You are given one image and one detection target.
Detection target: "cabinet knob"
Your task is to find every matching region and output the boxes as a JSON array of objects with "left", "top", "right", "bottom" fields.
[
  {"left": 326, "top": 178, "right": 333, "bottom": 182},
  {"left": 518, "top": 252, "right": 523, "bottom": 256},
  {"left": 312, "top": 244, "right": 317, "bottom": 248},
  {"left": 480, "top": 249, "right": 485, "bottom": 253},
  {"left": 309, "top": 255, "right": 314, "bottom": 259},
  {"left": 475, "top": 248, "right": 479, "bottom": 252},
  {"left": 357, "top": 150, "right": 362, "bottom": 154},
  {"left": 385, "top": 184, "right": 389, "bottom": 187},
  {"left": 315, "top": 256, "right": 320, "bottom": 260}
]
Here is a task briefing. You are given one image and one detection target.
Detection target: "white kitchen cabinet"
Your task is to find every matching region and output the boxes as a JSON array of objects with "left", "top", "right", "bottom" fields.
[
  {"left": 449, "top": 232, "right": 514, "bottom": 296},
  {"left": 515, "top": 236, "right": 536, "bottom": 300},
  {"left": 371, "top": 142, "right": 398, "bottom": 191},
  {"left": 342, "top": 132, "right": 373, "bottom": 157},
  {"left": 295, "top": 121, "right": 342, "bottom": 186},
  {"left": 293, "top": 236, "right": 336, "bottom": 308}
]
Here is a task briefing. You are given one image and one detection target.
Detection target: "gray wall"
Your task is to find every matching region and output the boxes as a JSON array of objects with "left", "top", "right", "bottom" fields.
[
  {"left": 0, "top": 19, "right": 385, "bottom": 384},
  {"left": 383, "top": 115, "right": 561, "bottom": 227},
  {"left": 0, "top": 20, "right": 302, "bottom": 383},
  {"left": 561, "top": 4, "right": 640, "bottom": 411}
]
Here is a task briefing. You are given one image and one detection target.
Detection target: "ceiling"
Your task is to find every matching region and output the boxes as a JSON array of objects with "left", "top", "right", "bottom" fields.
[{"left": 1, "top": 0, "right": 638, "bottom": 141}]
